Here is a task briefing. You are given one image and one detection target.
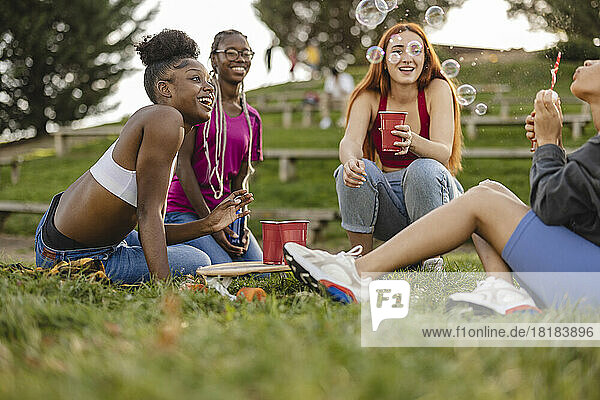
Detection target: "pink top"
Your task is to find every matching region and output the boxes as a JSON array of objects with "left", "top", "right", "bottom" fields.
[{"left": 166, "top": 105, "right": 263, "bottom": 213}]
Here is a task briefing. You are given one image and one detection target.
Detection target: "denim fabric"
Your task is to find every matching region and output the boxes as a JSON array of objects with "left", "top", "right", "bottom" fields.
[
  {"left": 334, "top": 158, "right": 463, "bottom": 241},
  {"left": 164, "top": 211, "right": 263, "bottom": 264},
  {"left": 34, "top": 194, "right": 211, "bottom": 284}
]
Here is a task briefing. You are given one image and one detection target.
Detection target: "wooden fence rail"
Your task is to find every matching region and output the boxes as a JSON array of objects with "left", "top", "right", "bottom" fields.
[
  {"left": 0, "top": 200, "right": 338, "bottom": 243},
  {"left": 263, "top": 147, "right": 578, "bottom": 182}
]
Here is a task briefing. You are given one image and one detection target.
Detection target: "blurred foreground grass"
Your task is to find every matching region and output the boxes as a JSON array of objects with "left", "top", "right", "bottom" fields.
[{"left": 1, "top": 263, "right": 599, "bottom": 399}]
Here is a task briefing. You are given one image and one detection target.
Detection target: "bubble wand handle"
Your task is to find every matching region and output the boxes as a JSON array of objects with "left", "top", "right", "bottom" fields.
[
  {"left": 550, "top": 51, "right": 562, "bottom": 90},
  {"left": 531, "top": 51, "right": 562, "bottom": 152}
]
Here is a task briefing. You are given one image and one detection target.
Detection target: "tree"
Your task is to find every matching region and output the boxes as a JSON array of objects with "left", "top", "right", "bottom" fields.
[
  {"left": 0, "top": 0, "right": 156, "bottom": 139},
  {"left": 506, "top": 0, "right": 600, "bottom": 59},
  {"left": 253, "top": 0, "right": 465, "bottom": 71}
]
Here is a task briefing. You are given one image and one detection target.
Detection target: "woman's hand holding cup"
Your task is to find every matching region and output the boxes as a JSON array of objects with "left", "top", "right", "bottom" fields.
[
  {"left": 392, "top": 124, "right": 412, "bottom": 156},
  {"left": 343, "top": 157, "right": 367, "bottom": 188}
]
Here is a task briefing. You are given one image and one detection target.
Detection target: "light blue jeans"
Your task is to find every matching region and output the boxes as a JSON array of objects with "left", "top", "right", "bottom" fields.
[
  {"left": 334, "top": 158, "right": 463, "bottom": 241},
  {"left": 164, "top": 211, "right": 263, "bottom": 264},
  {"left": 35, "top": 194, "right": 211, "bottom": 284}
]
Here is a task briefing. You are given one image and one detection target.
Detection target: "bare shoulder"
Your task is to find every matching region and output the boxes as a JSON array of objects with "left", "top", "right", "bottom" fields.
[
  {"left": 136, "top": 105, "right": 183, "bottom": 128},
  {"left": 426, "top": 78, "right": 452, "bottom": 95},
  {"left": 130, "top": 105, "right": 184, "bottom": 139},
  {"left": 350, "top": 89, "right": 379, "bottom": 115},
  {"left": 354, "top": 89, "right": 379, "bottom": 105},
  {"left": 124, "top": 105, "right": 184, "bottom": 153}
]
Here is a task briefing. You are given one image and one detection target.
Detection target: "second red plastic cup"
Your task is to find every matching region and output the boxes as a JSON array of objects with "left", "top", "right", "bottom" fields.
[
  {"left": 260, "top": 220, "right": 309, "bottom": 265},
  {"left": 261, "top": 221, "right": 283, "bottom": 264},
  {"left": 379, "top": 111, "right": 407, "bottom": 152}
]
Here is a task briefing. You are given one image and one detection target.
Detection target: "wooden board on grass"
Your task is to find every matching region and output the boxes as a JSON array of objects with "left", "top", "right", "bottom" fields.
[{"left": 197, "top": 261, "right": 290, "bottom": 277}]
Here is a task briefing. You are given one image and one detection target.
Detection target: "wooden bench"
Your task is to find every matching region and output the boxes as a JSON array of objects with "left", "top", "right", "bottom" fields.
[
  {"left": 251, "top": 208, "right": 339, "bottom": 244},
  {"left": 0, "top": 200, "right": 48, "bottom": 230},
  {"left": 462, "top": 113, "right": 591, "bottom": 139},
  {"left": 248, "top": 89, "right": 342, "bottom": 129},
  {"left": 263, "top": 148, "right": 338, "bottom": 182},
  {"left": 52, "top": 126, "right": 120, "bottom": 156},
  {"left": 255, "top": 102, "right": 319, "bottom": 129},
  {"left": 263, "top": 147, "right": 579, "bottom": 182},
  {"left": 0, "top": 200, "right": 339, "bottom": 245},
  {"left": 0, "top": 156, "right": 24, "bottom": 185}
]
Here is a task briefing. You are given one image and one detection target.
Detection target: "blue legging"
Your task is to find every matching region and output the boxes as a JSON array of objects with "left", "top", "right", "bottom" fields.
[{"left": 502, "top": 210, "right": 600, "bottom": 308}]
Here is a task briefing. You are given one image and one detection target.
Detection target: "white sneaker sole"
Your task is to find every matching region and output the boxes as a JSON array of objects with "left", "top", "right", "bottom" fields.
[{"left": 283, "top": 243, "right": 358, "bottom": 304}]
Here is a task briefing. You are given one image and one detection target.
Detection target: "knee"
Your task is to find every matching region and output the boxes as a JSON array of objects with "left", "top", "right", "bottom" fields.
[
  {"left": 463, "top": 184, "right": 502, "bottom": 204},
  {"left": 361, "top": 158, "right": 380, "bottom": 177},
  {"left": 171, "top": 245, "right": 211, "bottom": 274},
  {"left": 404, "top": 158, "right": 448, "bottom": 189},
  {"left": 477, "top": 179, "right": 508, "bottom": 193},
  {"left": 193, "top": 248, "right": 212, "bottom": 266},
  {"left": 335, "top": 158, "right": 380, "bottom": 194}
]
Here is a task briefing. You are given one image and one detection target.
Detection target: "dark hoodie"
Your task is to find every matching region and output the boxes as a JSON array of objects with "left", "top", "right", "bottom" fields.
[{"left": 530, "top": 135, "right": 600, "bottom": 246}]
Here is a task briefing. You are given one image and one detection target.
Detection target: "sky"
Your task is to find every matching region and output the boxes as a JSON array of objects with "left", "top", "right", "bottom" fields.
[{"left": 78, "top": 0, "right": 559, "bottom": 127}]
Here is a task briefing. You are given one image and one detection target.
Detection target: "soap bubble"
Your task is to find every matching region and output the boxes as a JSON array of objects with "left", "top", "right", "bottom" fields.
[
  {"left": 425, "top": 6, "right": 444, "bottom": 27},
  {"left": 376, "top": 0, "right": 398, "bottom": 12},
  {"left": 441, "top": 59, "right": 460, "bottom": 78},
  {"left": 474, "top": 103, "right": 488, "bottom": 116},
  {"left": 356, "top": 0, "right": 388, "bottom": 28},
  {"left": 457, "top": 84, "right": 477, "bottom": 106},
  {"left": 366, "top": 46, "right": 385, "bottom": 64},
  {"left": 387, "top": 52, "right": 401, "bottom": 64},
  {"left": 594, "top": 37, "right": 600, "bottom": 47},
  {"left": 389, "top": 33, "right": 403, "bottom": 44},
  {"left": 406, "top": 40, "right": 422, "bottom": 57}
]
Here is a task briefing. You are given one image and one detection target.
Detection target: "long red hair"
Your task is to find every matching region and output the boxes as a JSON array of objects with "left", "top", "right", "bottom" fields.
[{"left": 346, "top": 23, "right": 463, "bottom": 174}]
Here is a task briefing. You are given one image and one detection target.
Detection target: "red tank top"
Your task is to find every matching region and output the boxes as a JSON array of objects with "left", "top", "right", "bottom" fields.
[{"left": 369, "top": 90, "right": 430, "bottom": 168}]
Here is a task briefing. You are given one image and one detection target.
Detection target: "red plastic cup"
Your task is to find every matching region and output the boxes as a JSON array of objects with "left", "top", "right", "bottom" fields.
[
  {"left": 261, "top": 221, "right": 283, "bottom": 264},
  {"left": 379, "top": 111, "right": 407, "bottom": 152},
  {"left": 279, "top": 220, "right": 309, "bottom": 247}
]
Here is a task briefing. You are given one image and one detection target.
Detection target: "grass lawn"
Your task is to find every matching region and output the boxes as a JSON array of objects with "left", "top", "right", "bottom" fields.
[{"left": 1, "top": 263, "right": 599, "bottom": 399}]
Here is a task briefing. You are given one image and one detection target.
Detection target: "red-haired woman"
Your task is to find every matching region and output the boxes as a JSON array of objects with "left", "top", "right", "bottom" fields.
[{"left": 335, "top": 23, "right": 462, "bottom": 264}]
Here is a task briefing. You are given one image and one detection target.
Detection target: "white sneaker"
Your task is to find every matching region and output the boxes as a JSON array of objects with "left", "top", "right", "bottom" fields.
[
  {"left": 447, "top": 276, "right": 541, "bottom": 315},
  {"left": 283, "top": 242, "right": 368, "bottom": 303},
  {"left": 421, "top": 257, "right": 444, "bottom": 272}
]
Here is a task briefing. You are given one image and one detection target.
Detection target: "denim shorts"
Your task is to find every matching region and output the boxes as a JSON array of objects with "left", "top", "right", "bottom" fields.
[
  {"left": 334, "top": 158, "right": 463, "bottom": 240},
  {"left": 164, "top": 211, "right": 263, "bottom": 264},
  {"left": 35, "top": 194, "right": 211, "bottom": 284}
]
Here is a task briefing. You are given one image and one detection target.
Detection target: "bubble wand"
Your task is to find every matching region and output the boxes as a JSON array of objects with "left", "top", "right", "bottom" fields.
[{"left": 531, "top": 51, "right": 562, "bottom": 151}]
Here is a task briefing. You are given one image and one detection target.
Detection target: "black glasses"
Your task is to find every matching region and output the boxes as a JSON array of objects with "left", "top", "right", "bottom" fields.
[{"left": 213, "top": 48, "right": 255, "bottom": 61}]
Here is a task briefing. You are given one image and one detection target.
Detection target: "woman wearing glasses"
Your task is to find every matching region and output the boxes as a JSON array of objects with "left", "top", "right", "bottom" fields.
[{"left": 166, "top": 30, "right": 263, "bottom": 264}]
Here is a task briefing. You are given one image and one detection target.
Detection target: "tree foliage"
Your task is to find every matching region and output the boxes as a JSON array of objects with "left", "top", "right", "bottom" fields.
[
  {"left": 0, "top": 0, "right": 156, "bottom": 139},
  {"left": 253, "top": 0, "right": 465, "bottom": 71},
  {"left": 506, "top": 0, "right": 600, "bottom": 59}
]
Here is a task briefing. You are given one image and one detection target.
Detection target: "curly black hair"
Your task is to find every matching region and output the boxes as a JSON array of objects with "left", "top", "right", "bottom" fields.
[{"left": 135, "top": 29, "right": 199, "bottom": 103}]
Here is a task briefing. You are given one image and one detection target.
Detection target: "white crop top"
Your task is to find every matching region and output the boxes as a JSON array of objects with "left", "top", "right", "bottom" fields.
[{"left": 90, "top": 140, "right": 138, "bottom": 207}]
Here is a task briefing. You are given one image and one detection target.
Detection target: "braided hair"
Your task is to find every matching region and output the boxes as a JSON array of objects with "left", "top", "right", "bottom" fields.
[
  {"left": 135, "top": 29, "right": 200, "bottom": 103},
  {"left": 203, "top": 30, "right": 255, "bottom": 199}
]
